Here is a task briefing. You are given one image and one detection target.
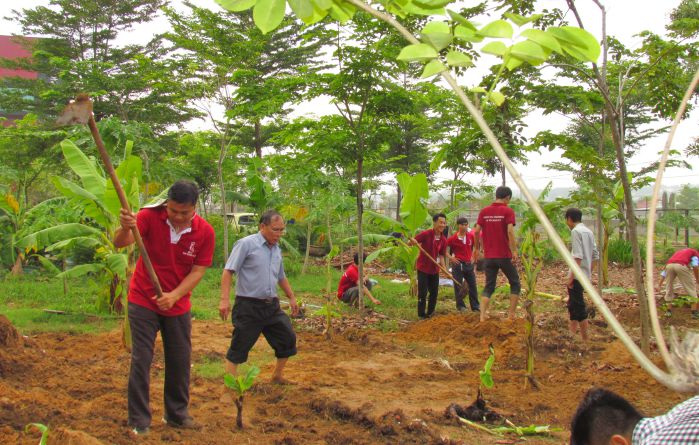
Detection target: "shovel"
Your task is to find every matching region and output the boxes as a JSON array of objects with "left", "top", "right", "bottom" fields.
[{"left": 56, "top": 94, "right": 164, "bottom": 300}]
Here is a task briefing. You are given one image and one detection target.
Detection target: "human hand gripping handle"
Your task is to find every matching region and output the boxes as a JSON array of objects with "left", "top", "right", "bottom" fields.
[{"left": 118, "top": 207, "right": 164, "bottom": 300}]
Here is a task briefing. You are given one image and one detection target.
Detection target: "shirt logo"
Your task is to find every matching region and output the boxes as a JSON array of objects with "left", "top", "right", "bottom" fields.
[{"left": 183, "top": 241, "right": 197, "bottom": 257}]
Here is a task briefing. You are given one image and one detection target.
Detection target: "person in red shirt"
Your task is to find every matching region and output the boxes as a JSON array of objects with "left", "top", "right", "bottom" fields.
[
  {"left": 114, "top": 180, "right": 215, "bottom": 436},
  {"left": 473, "top": 186, "right": 520, "bottom": 322},
  {"left": 659, "top": 248, "right": 699, "bottom": 318},
  {"left": 409, "top": 213, "right": 448, "bottom": 319},
  {"left": 447, "top": 217, "right": 479, "bottom": 312},
  {"left": 337, "top": 253, "right": 381, "bottom": 306}
]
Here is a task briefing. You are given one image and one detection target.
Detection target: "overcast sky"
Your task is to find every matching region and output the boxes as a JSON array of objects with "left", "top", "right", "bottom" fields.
[{"left": 1, "top": 0, "right": 696, "bottom": 193}]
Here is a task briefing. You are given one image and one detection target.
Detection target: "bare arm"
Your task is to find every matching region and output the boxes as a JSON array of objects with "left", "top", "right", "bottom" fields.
[
  {"left": 155, "top": 265, "right": 208, "bottom": 311},
  {"left": 278, "top": 278, "right": 299, "bottom": 316},
  {"left": 507, "top": 223, "right": 517, "bottom": 259},
  {"left": 219, "top": 269, "right": 234, "bottom": 320},
  {"left": 472, "top": 225, "right": 481, "bottom": 262},
  {"left": 114, "top": 208, "right": 136, "bottom": 248}
]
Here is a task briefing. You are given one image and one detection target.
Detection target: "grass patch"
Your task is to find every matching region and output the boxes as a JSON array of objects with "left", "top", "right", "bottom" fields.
[
  {"left": 1, "top": 308, "right": 119, "bottom": 334},
  {"left": 194, "top": 354, "right": 226, "bottom": 380}
]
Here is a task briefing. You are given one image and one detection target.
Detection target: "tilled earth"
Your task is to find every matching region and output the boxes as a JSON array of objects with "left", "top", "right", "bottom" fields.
[{"left": 1, "top": 263, "right": 697, "bottom": 444}]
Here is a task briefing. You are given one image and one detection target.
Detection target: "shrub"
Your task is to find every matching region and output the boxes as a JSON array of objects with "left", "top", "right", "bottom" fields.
[{"left": 608, "top": 238, "right": 646, "bottom": 266}]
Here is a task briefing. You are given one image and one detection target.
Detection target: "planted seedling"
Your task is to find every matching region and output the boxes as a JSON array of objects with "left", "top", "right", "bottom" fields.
[
  {"left": 25, "top": 423, "right": 49, "bottom": 445},
  {"left": 314, "top": 303, "right": 342, "bottom": 340},
  {"left": 479, "top": 344, "right": 495, "bottom": 390},
  {"left": 223, "top": 365, "right": 260, "bottom": 429}
]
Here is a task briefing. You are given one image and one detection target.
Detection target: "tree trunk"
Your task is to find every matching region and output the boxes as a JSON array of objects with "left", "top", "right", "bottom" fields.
[
  {"left": 11, "top": 252, "right": 23, "bottom": 275},
  {"left": 500, "top": 164, "right": 506, "bottom": 186},
  {"left": 254, "top": 121, "right": 262, "bottom": 158},
  {"left": 218, "top": 134, "right": 229, "bottom": 262},
  {"left": 608, "top": 108, "right": 650, "bottom": 354},
  {"left": 357, "top": 154, "right": 365, "bottom": 310},
  {"left": 302, "top": 220, "right": 312, "bottom": 275},
  {"left": 395, "top": 182, "right": 402, "bottom": 221},
  {"left": 235, "top": 397, "right": 244, "bottom": 429}
]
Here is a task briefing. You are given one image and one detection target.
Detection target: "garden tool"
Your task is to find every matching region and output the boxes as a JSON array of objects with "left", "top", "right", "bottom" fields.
[{"left": 56, "top": 94, "right": 163, "bottom": 300}]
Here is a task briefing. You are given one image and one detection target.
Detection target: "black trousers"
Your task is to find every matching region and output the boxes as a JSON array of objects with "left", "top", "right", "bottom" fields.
[
  {"left": 226, "top": 297, "right": 297, "bottom": 364},
  {"left": 417, "top": 270, "right": 440, "bottom": 317},
  {"left": 482, "top": 258, "right": 521, "bottom": 298},
  {"left": 128, "top": 302, "right": 192, "bottom": 429},
  {"left": 452, "top": 262, "right": 479, "bottom": 311}
]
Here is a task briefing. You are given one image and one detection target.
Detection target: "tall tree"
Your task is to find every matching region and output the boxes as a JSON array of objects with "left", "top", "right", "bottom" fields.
[{"left": 0, "top": 0, "right": 197, "bottom": 129}]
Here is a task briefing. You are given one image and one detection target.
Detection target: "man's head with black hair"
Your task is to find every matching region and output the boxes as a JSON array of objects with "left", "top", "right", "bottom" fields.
[
  {"left": 353, "top": 252, "right": 368, "bottom": 265},
  {"left": 432, "top": 212, "right": 447, "bottom": 235},
  {"left": 495, "top": 186, "right": 512, "bottom": 201},
  {"left": 570, "top": 388, "right": 643, "bottom": 445},
  {"left": 167, "top": 180, "right": 199, "bottom": 205}
]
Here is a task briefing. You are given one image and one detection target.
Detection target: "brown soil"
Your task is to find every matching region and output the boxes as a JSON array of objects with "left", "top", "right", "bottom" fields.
[{"left": 3, "top": 265, "right": 697, "bottom": 444}]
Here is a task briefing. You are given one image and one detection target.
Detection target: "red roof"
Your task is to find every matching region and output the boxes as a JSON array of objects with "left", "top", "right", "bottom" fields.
[{"left": 0, "top": 35, "right": 38, "bottom": 80}]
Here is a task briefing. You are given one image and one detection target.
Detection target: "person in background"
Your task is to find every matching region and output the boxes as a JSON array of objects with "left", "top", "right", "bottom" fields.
[
  {"left": 658, "top": 247, "right": 699, "bottom": 319},
  {"left": 446, "top": 217, "right": 479, "bottom": 312},
  {"left": 337, "top": 252, "right": 381, "bottom": 306},
  {"left": 409, "top": 213, "right": 449, "bottom": 319},
  {"left": 472, "top": 186, "right": 520, "bottom": 322}
]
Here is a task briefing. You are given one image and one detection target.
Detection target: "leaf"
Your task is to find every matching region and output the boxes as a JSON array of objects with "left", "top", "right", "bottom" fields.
[
  {"left": 396, "top": 43, "right": 439, "bottom": 62},
  {"left": 15, "top": 223, "right": 102, "bottom": 250},
  {"left": 547, "top": 26, "right": 600, "bottom": 62},
  {"left": 288, "top": 0, "right": 315, "bottom": 21},
  {"left": 503, "top": 12, "right": 542, "bottom": 27},
  {"left": 481, "top": 41, "right": 508, "bottom": 57},
  {"left": 106, "top": 253, "right": 128, "bottom": 279},
  {"left": 105, "top": 152, "right": 142, "bottom": 219},
  {"left": 454, "top": 25, "right": 483, "bottom": 42},
  {"left": 24, "top": 423, "right": 49, "bottom": 445},
  {"left": 520, "top": 29, "right": 561, "bottom": 53},
  {"left": 509, "top": 40, "right": 548, "bottom": 65},
  {"left": 365, "top": 246, "right": 397, "bottom": 264},
  {"left": 420, "top": 59, "right": 447, "bottom": 78},
  {"left": 56, "top": 263, "right": 106, "bottom": 279},
  {"left": 240, "top": 365, "right": 260, "bottom": 392},
  {"left": 488, "top": 91, "right": 505, "bottom": 106},
  {"left": 340, "top": 234, "right": 394, "bottom": 245},
  {"left": 328, "top": 0, "right": 355, "bottom": 23},
  {"left": 447, "top": 10, "right": 476, "bottom": 29},
  {"left": 470, "top": 86, "right": 487, "bottom": 93},
  {"left": 476, "top": 20, "right": 513, "bottom": 38},
  {"left": 60, "top": 140, "right": 106, "bottom": 198},
  {"left": 413, "top": 0, "right": 452, "bottom": 8},
  {"left": 33, "top": 255, "right": 61, "bottom": 275},
  {"left": 253, "top": 0, "right": 286, "bottom": 34},
  {"left": 420, "top": 21, "right": 452, "bottom": 51},
  {"left": 216, "top": 0, "right": 257, "bottom": 11},
  {"left": 505, "top": 56, "right": 524, "bottom": 70},
  {"left": 398, "top": 173, "right": 429, "bottom": 232}
]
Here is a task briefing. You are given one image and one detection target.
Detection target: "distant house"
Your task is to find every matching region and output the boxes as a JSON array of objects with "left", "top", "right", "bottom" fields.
[{"left": 0, "top": 35, "right": 38, "bottom": 127}]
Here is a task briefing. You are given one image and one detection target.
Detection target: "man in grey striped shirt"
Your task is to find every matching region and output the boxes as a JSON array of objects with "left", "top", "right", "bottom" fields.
[
  {"left": 565, "top": 208, "right": 599, "bottom": 341},
  {"left": 219, "top": 209, "right": 299, "bottom": 384}
]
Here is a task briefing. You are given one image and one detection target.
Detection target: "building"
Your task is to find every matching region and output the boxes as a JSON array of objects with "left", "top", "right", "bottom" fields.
[{"left": 0, "top": 35, "right": 38, "bottom": 127}]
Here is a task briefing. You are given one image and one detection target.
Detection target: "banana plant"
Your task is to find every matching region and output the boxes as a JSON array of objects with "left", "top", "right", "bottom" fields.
[
  {"left": 224, "top": 365, "right": 260, "bottom": 429},
  {"left": 520, "top": 231, "right": 543, "bottom": 390},
  {"left": 342, "top": 172, "right": 429, "bottom": 297},
  {"left": 16, "top": 139, "right": 142, "bottom": 313}
]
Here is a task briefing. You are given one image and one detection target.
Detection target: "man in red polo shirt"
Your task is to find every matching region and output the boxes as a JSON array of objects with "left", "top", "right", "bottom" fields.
[
  {"left": 114, "top": 180, "right": 215, "bottom": 436},
  {"left": 409, "top": 213, "right": 448, "bottom": 318},
  {"left": 661, "top": 247, "right": 699, "bottom": 319},
  {"left": 337, "top": 252, "right": 381, "bottom": 306},
  {"left": 447, "top": 217, "right": 479, "bottom": 312},
  {"left": 473, "top": 186, "right": 520, "bottom": 322}
]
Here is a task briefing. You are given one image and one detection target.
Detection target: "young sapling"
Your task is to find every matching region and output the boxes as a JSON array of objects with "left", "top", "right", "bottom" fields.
[{"left": 223, "top": 365, "right": 260, "bottom": 429}]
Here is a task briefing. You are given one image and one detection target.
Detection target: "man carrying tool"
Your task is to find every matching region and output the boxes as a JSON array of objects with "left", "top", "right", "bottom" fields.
[
  {"left": 447, "top": 217, "right": 479, "bottom": 312},
  {"left": 219, "top": 209, "right": 300, "bottom": 385},
  {"left": 337, "top": 252, "right": 381, "bottom": 306},
  {"left": 473, "top": 186, "right": 520, "bottom": 322},
  {"left": 409, "top": 213, "right": 449, "bottom": 319},
  {"left": 115, "top": 180, "right": 215, "bottom": 436}
]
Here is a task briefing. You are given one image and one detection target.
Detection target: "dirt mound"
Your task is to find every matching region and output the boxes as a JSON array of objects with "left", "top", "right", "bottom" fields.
[
  {"left": 0, "top": 315, "right": 21, "bottom": 348},
  {"left": 47, "top": 428, "right": 105, "bottom": 445}
]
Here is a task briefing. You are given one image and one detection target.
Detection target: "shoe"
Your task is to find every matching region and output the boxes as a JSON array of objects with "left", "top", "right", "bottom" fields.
[
  {"left": 457, "top": 306, "right": 467, "bottom": 312},
  {"left": 472, "top": 308, "right": 481, "bottom": 313},
  {"left": 130, "top": 426, "right": 150, "bottom": 436},
  {"left": 163, "top": 416, "right": 200, "bottom": 430}
]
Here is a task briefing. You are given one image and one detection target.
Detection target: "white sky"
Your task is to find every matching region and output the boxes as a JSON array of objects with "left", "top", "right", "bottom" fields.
[{"left": 1, "top": 0, "right": 697, "bottom": 193}]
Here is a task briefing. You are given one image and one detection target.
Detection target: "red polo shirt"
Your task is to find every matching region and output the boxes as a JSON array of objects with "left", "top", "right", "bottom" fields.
[
  {"left": 477, "top": 202, "right": 516, "bottom": 259},
  {"left": 447, "top": 231, "right": 475, "bottom": 263},
  {"left": 337, "top": 263, "right": 359, "bottom": 299},
  {"left": 415, "top": 229, "right": 447, "bottom": 275},
  {"left": 667, "top": 248, "right": 699, "bottom": 266},
  {"left": 128, "top": 206, "right": 215, "bottom": 316}
]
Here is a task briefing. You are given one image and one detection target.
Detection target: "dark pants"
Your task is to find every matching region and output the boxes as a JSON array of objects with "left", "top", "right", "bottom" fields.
[
  {"left": 128, "top": 302, "right": 192, "bottom": 429},
  {"left": 482, "top": 258, "right": 521, "bottom": 298},
  {"left": 452, "top": 262, "right": 479, "bottom": 311},
  {"left": 341, "top": 281, "right": 374, "bottom": 305},
  {"left": 417, "top": 270, "right": 439, "bottom": 317},
  {"left": 226, "top": 297, "right": 297, "bottom": 364},
  {"left": 567, "top": 280, "right": 588, "bottom": 321}
]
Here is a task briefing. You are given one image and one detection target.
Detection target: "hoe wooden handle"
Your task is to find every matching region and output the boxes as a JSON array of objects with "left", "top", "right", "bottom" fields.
[{"left": 87, "top": 117, "right": 164, "bottom": 299}]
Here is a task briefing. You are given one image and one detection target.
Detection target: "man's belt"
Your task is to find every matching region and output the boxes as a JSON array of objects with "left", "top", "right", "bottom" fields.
[{"left": 237, "top": 295, "right": 278, "bottom": 304}]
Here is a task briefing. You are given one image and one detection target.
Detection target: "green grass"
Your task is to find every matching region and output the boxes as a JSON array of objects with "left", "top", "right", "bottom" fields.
[{"left": 193, "top": 354, "right": 226, "bottom": 380}]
